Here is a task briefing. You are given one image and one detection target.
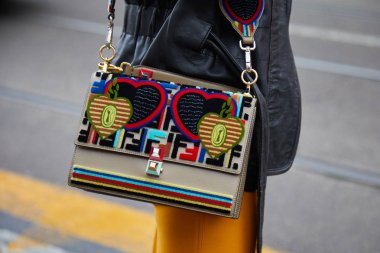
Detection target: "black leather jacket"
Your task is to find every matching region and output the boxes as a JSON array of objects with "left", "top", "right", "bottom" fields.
[{"left": 114, "top": 0, "right": 301, "bottom": 190}]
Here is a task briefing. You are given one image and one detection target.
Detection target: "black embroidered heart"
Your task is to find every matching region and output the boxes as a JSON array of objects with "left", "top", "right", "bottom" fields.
[
  {"left": 104, "top": 78, "right": 167, "bottom": 130},
  {"left": 223, "top": 0, "right": 261, "bottom": 24},
  {"left": 171, "top": 89, "right": 237, "bottom": 141}
]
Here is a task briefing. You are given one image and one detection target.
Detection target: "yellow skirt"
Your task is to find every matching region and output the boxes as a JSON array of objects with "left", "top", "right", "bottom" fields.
[{"left": 153, "top": 192, "right": 258, "bottom": 253}]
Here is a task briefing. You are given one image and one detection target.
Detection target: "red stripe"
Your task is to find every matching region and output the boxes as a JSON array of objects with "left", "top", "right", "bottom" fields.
[
  {"left": 86, "top": 127, "right": 94, "bottom": 143},
  {"left": 201, "top": 139, "right": 238, "bottom": 146},
  {"left": 199, "top": 132, "right": 240, "bottom": 139},
  {"left": 238, "top": 24, "right": 244, "bottom": 33},
  {"left": 90, "top": 105, "right": 131, "bottom": 113},
  {"left": 115, "top": 109, "right": 131, "bottom": 113},
  {"left": 203, "top": 119, "right": 242, "bottom": 127},
  {"left": 90, "top": 105, "right": 106, "bottom": 110},
  {"left": 225, "top": 133, "right": 241, "bottom": 138},
  {"left": 157, "top": 108, "right": 165, "bottom": 129},
  {"left": 99, "top": 129, "right": 116, "bottom": 134},
  {"left": 92, "top": 99, "right": 129, "bottom": 107},
  {"left": 91, "top": 131, "right": 97, "bottom": 144},
  {"left": 249, "top": 24, "right": 254, "bottom": 34},
  {"left": 73, "top": 173, "right": 232, "bottom": 208}
]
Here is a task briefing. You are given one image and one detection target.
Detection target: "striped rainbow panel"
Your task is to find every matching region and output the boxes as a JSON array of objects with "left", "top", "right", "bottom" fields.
[
  {"left": 71, "top": 165, "right": 234, "bottom": 212},
  {"left": 234, "top": 21, "right": 255, "bottom": 37}
]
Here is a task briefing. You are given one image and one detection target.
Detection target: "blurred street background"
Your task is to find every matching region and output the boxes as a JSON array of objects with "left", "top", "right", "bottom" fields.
[{"left": 1, "top": 0, "right": 380, "bottom": 252}]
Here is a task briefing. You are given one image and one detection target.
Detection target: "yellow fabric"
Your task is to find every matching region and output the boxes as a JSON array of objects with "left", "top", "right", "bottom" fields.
[{"left": 153, "top": 192, "right": 258, "bottom": 253}]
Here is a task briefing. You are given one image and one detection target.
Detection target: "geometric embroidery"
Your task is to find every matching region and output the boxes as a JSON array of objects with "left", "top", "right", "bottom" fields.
[{"left": 77, "top": 72, "right": 257, "bottom": 172}]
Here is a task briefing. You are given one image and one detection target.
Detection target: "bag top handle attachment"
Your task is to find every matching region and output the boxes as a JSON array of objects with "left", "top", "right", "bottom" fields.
[
  {"left": 218, "top": 0, "right": 264, "bottom": 93},
  {"left": 218, "top": 0, "right": 264, "bottom": 44},
  {"left": 98, "top": 0, "right": 124, "bottom": 73},
  {"left": 218, "top": 2, "right": 266, "bottom": 253}
]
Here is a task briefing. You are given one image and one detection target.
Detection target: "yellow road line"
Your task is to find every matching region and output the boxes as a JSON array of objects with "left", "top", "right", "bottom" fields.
[
  {"left": 0, "top": 169, "right": 283, "bottom": 253},
  {"left": 0, "top": 169, "right": 155, "bottom": 253}
]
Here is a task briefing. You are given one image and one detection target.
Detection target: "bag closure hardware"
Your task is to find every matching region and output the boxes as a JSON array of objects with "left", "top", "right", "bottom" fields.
[{"left": 145, "top": 147, "right": 165, "bottom": 177}]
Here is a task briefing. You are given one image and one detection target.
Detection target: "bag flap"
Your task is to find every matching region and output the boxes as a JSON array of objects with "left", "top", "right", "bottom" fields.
[{"left": 75, "top": 69, "right": 257, "bottom": 175}]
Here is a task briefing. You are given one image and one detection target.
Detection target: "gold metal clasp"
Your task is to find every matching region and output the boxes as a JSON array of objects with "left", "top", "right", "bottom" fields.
[
  {"left": 97, "top": 10, "right": 126, "bottom": 73},
  {"left": 239, "top": 40, "right": 256, "bottom": 70},
  {"left": 239, "top": 40, "right": 258, "bottom": 96}
]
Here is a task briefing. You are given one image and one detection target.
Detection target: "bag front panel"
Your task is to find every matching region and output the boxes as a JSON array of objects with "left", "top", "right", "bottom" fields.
[
  {"left": 69, "top": 70, "right": 257, "bottom": 218},
  {"left": 75, "top": 71, "right": 257, "bottom": 174}
]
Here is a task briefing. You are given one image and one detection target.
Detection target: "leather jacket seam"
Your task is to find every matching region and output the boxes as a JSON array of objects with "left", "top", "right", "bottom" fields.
[{"left": 200, "top": 23, "right": 213, "bottom": 51}]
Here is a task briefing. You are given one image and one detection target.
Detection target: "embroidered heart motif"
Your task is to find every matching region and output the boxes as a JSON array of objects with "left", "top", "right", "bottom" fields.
[
  {"left": 171, "top": 88, "right": 237, "bottom": 141},
  {"left": 198, "top": 113, "right": 244, "bottom": 158},
  {"left": 222, "top": 0, "right": 263, "bottom": 24},
  {"left": 87, "top": 95, "right": 132, "bottom": 139},
  {"left": 104, "top": 78, "right": 168, "bottom": 130}
]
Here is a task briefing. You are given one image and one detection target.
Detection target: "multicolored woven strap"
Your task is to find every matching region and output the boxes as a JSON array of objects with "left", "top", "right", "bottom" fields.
[
  {"left": 219, "top": 0, "right": 264, "bottom": 44},
  {"left": 107, "top": 0, "right": 116, "bottom": 14},
  {"left": 218, "top": 1, "right": 266, "bottom": 251}
]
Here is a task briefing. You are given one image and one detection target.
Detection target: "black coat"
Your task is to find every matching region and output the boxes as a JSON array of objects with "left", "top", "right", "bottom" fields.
[{"left": 114, "top": 0, "right": 301, "bottom": 250}]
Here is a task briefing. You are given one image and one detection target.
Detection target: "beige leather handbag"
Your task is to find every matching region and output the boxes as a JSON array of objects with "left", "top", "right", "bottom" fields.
[
  {"left": 68, "top": 64, "right": 257, "bottom": 218},
  {"left": 68, "top": 1, "right": 258, "bottom": 218}
]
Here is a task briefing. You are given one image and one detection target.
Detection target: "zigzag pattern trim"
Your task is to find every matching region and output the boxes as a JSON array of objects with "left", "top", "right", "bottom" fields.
[{"left": 71, "top": 165, "right": 234, "bottom": 212}]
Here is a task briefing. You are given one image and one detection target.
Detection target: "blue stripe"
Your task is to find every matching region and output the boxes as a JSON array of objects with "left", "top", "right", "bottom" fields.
[
  {"left": 198, "top": 148, "right": 206, "bottom": 163},
  {"left": 243, "top": 25, "right": 248, "bottom": 36},
  {"left": 160, "top": 82, "right": 179, "bottom": 90},
  {"left": 113, "top": 130, "right": 121, "bottom": 148},
  {"left": 139, "top": 129, "right": 147, "bottom": 152},
  {"left": 235, "top": 94, "right": 243, "bottom": 118},
  {"left": 73, "top": 168, "right": 232, "bottom": 203}
]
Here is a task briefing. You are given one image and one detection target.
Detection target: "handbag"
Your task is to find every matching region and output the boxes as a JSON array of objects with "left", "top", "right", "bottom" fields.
[{"left": 68, "top": 0, "right": 264, "bottom": 219}]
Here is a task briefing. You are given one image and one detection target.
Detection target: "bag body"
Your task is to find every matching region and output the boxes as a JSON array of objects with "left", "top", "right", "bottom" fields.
[{"left": 69, "top": 66, "right": 257, "bottom": 218}]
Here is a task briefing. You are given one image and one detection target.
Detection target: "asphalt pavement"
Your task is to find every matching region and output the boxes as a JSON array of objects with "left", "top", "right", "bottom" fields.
[{"left": 0, "top": 0, "right": 380, "bottom": 252}]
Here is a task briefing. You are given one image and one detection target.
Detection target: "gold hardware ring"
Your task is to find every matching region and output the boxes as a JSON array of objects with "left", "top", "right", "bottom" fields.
[
  {"left": 99, "top": 44, "right": 116, "bottom": 62},
  {"left": 241, "top": 68, "right": 258, "bottom": 86}
]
